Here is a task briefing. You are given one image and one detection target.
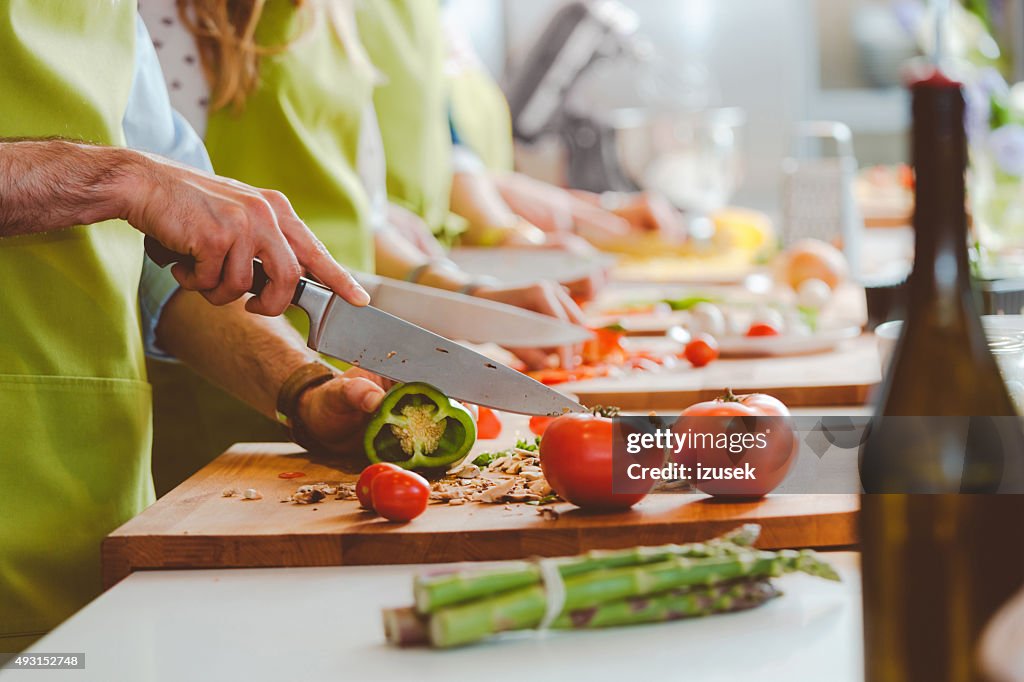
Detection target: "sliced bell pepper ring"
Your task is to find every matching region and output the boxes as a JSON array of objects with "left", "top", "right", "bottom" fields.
[{"left": 364, "top": 382, "right": 477, "bottom": 471}]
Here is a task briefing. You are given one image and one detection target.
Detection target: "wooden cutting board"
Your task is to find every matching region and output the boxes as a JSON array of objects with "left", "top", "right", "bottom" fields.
[
  {"left": 103, "top": 443, "right": 858, "bottom": 589},
  {"left": 565, "top": 334, "right": 882, "bottom": 410}
]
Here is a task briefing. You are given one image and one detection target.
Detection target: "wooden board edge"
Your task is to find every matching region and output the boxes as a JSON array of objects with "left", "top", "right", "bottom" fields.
[
  {"left": 574, "top": 384, "right": 876, "bottom": 410},
  {"left": 99, "top": 508, "right": 859, "bottom": 584}
]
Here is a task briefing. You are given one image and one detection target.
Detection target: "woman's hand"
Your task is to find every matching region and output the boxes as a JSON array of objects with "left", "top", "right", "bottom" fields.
[
  {"left": 386, "top": 203, "right": 448, "bottom": 259},
  {"left": 473, "top": 281, "right": 587, "bottom": 370}
]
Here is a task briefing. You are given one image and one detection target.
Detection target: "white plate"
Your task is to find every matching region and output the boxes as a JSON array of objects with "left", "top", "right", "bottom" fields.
[
  {"left": 450, "top": 247, "right": 615, "bottom": 286},
  {"left": 717, "top": 323, "right": 863, "bottom": 357}
]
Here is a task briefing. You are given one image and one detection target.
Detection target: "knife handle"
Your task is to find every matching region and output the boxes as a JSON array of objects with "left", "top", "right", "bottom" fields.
[{"left": 144, "top": 236, "right": 307, "bottom": 304}]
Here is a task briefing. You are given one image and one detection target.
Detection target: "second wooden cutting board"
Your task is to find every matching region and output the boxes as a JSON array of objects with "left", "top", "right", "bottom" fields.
[{"left": 564, "top": 334, "right": 882, "bottom": 410}]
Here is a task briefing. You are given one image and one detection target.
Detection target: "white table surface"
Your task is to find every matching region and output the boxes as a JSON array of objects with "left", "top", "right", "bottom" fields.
[{"left": 2, "top": 553, "right": 862, "bottom": 682}]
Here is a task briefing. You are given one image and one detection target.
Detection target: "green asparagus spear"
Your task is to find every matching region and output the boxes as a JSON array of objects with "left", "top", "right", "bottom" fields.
[
  {"left": 553, "top": 579, "right": 781, "bottom": 629},
  {"left": 414, "top": 524, "right": 762, "bottom": 613},
  {"left": 428, "top": 548, "right": 839, "bottom": 648},
  {"left": 384, "top": 579, "right": 779, "bottom": 647}
]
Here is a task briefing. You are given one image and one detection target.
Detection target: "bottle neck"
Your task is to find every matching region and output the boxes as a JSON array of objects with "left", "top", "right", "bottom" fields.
[{"left": 907, "top": 81, "right": 974, "bottom": 302}]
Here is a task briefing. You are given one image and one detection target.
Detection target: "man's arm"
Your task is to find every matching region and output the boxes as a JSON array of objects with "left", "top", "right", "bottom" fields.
[
  {"left": 0, "top": 138, "right": 368, "bottom": 315},
  {"left": 155, "top": 288, "right": 387, "bottom": 455}
]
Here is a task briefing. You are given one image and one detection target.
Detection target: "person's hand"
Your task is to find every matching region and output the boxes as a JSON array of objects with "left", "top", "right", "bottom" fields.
[
  {"left": 386, "top": 203, "right": 448, "bottom": 259},
  {"left": 500, "top": 226, "right": 607, "bottom": 302},
  {"left": 473, "top": 281, "right": 587, "bottom": 370},
  {"left": 125, "top": 153, "right": 369, "bottom": 316},
  {"left": 494, "top": 172, "right": 630, "bottom": 242},
  {"left": 295, "top": 367, "right": 391, "bottom": 457},
  {"left": 570, "top": 190, "right": 687, "bottom": 243}
]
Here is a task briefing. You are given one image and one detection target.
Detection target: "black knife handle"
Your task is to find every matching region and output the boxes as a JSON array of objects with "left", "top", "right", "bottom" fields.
[{"left": 144, "top": 236, "right": 306, "bottom": 305}]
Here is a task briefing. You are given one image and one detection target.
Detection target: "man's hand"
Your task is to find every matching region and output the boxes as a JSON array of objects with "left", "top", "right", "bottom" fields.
[
  {"left": 127, "top": 152, "right": 369, "bottom": 315},
  {"left": 296, "top": 368, "right": 390, "bottom": 457},
  {"left": 0, "top": 139, "right": 369, "bottom": 316}
]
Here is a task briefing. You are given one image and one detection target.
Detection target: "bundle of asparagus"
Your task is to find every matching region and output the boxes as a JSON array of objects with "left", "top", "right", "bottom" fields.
[{"left": 382, "top": 525, "right": 841, "bottom": 648}]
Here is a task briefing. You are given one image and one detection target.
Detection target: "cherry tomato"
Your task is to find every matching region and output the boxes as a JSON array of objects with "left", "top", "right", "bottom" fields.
[
  {"left": 672, "top": 391, "right": 795, "bottom": 498},
  {"left": 746, "top": 323, "right": 780, "bottom": 337},
  {"left": 476, "top": 406, "right": 503, "bottom": 440},
  {"left": 683, "top": 334, "right": 720, "bottom": 368},
  {"left": 527, "top": 365, "right": 610, "bottom": 386},
  {"left": 529, "top": 415, "right": 557, "bottom": 437},
  {"left": 356, "top": 462, "right": 403, "bottom": 510},
  {"left": 370, "top": 469, "right": 431, "bottom": 522},
  {"left": 583, "top": 326, "right": 627, "bottom": 364},
  {"left": 539, "top": 413, "right": 661, "bottom": 510}
]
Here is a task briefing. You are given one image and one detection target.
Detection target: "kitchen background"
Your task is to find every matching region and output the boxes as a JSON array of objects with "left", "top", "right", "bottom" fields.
[{"left": 446, "top": 0, "right": 1024, "bottom": 218}]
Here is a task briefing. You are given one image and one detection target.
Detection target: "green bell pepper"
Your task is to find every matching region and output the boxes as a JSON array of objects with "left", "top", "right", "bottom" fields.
[{"left": 364, "top": 382, "right": 477, "bottom": 471}]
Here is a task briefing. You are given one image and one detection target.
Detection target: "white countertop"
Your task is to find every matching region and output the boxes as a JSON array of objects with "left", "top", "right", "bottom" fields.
[{"left": 2, "top": 553, "right": 862, "bottom": 682}]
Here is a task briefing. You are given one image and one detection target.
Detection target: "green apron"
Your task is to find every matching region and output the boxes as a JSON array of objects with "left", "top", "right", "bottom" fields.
[
  {"left": 0, "top": 0, "right": 149, "bottom": 652},
  {"left": 448, "top": 59, "right": 515, "bottom": 173},
  {"left": 149, "top": 0, "right": 378, "bottom": 496},
  {"left": 357, "top": 0, "right": 460, "bottom": 240}
]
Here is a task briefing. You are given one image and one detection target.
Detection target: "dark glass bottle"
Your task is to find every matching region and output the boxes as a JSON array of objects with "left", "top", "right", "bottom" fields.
[{"left": 860, "top": 68, "right": 1024, "bottom": 681}]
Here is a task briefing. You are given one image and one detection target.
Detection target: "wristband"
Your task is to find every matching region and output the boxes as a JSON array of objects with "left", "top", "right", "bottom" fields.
[
  {"left": 458, "top": 276, "right": 501, "bottom": 296},
  {"left": 405, "top": 259, "right": 457, "bottom": 284},
  {"left": 276, "top": 361, "right": 337, "bottom": 452}
]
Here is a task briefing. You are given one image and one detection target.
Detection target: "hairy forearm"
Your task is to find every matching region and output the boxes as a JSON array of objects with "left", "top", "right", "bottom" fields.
[
  {"left": 0, "top": 139, "right": 143, "bottom": 236},
  {"left": 155, "top": 289, "right": 316, "bottom": 420}
]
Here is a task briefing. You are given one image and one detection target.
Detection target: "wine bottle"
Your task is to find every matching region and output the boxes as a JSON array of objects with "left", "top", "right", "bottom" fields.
[{"left": 860, "top": 67, "right": 1024, "bottom": 681}]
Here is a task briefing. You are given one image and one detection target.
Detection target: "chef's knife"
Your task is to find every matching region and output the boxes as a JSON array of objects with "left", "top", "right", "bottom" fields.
[
  {"left": 353, "top": 272, "right": 592, "bottom": 347},
  {"left": 145, "top": 238, "right": 586, "bottom": 416}
]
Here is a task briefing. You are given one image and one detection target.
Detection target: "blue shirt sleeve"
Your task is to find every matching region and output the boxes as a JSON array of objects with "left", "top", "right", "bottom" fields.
[{"left": 124, "top": 14, "right": 214, "bottom": 360}]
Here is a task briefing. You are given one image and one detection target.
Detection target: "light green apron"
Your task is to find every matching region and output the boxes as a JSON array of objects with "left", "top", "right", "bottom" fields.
[
  {"left": 449, "top": 64, "right": 515, "bottom": 173},
  {"left": 149, "top": 0, "right": 378, "bottom": 496},
  {"left": 0, "top": 0, "right": 149, "bottom": 652},
  {"left": 357, "top": 0, "right": 460, "bottom": 240}
]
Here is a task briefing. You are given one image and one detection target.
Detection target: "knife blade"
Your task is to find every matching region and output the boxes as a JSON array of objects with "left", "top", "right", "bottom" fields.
[
  {"left": 144, "top": 238, "right": 587, "bottom": 416},
  {"left": 294, "top": 279, "right": 585, "bottom": 415},
  {"left": 353, "top": 273, "right": 592, "bottom": 347}
]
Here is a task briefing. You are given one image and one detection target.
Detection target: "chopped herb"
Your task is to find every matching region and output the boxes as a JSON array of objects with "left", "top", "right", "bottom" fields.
[
  {"left": 471, "top": 437, "right": 541, "bottom": 467},
  {"left": 662, "top": 295, "right": 716, "bottom": 311},
  {"left": 797, "top": 304, "right": 819, "bottom": 332}
]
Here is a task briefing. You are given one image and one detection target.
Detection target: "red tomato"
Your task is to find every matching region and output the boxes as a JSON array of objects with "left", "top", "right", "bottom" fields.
[
  {"left": 684, "top": 334, "right": 719, "bottom": 368},
  {"left": 529, "top": 415, "right": 557, "bottom": 437},
  {"left": 370, "top": 469, "right": 431, "bottom": 522},
  {"left": 583, "top": 326, "right": 626, "bottom": 364},
  {"left": 539, "top": 414, "right": 661, "bottom": 510},
  {"left": 746, "top": 323, "right": 780, "bottom": 337},
  {"left": 476, "top": 406, "right": 503, "bottom": 440},
  {"left": 672, "top": 391, "right": 795, "bottom": 498},
  {"left": 527, "top": 365, "right": 610, "bottom": 386},
  {"left": 356, "top": 462, "right": 403, "bottom": 510}
]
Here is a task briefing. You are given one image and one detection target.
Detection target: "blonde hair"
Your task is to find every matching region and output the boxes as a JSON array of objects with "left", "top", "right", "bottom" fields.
[
  {"left": 178, "top": 0, "right": 376, "bottom": 113},
  {"left": 177, "top": 0, "right": 311, "bottom": 113}
]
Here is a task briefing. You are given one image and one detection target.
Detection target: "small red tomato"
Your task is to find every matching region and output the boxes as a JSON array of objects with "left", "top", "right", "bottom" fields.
[
  {"left": 529, "top": 415, "right": 557, "bottom": 437},
  {"left": 684, "top": 334, "right": 720, "bottom": 368},
  {"left": 476, "top": 406, "right": 503, "bottom": 440},
  {"left": 356, "top": 462, "right": 403, "bottom": 510},
  {"left": 746, "top": 323, "right": 780, "bottom": 337},
  {"left": 370, "top": 469, "right": 431, "bottom": 522}
]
